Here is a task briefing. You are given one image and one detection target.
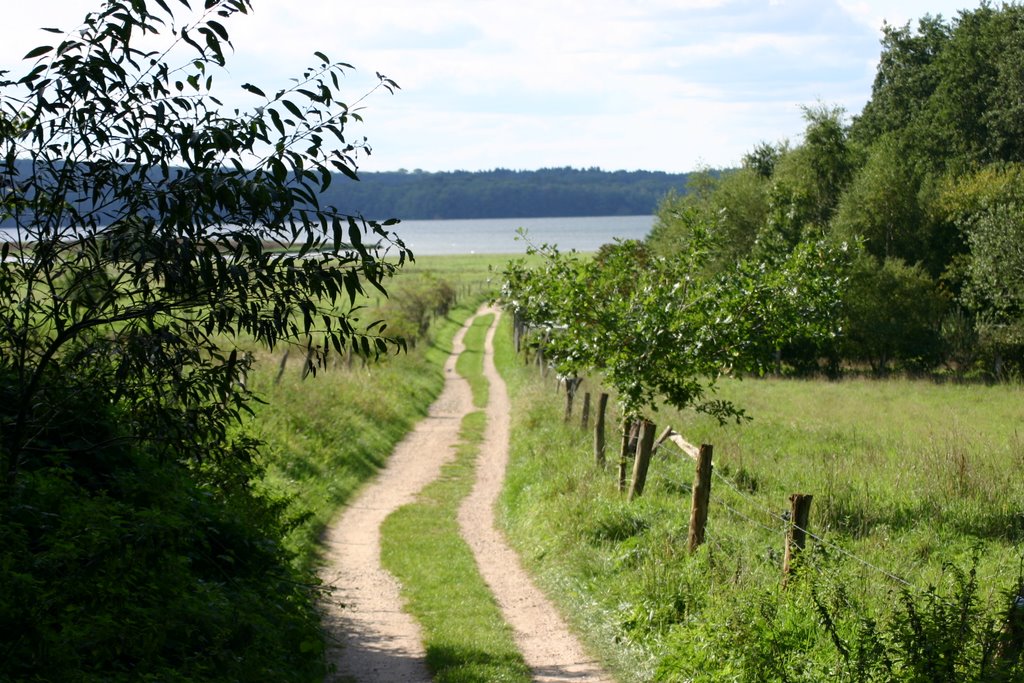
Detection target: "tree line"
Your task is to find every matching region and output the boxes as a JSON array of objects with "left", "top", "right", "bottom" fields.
[
  {"left": 326, "top": 167, "right": 693, "bottom": 220},
  {"left": 0, "top": 164, "right": 692, "bottom": 228},
  {"left": 647, "top": 3, "right": 1024, "bottom": 379}
]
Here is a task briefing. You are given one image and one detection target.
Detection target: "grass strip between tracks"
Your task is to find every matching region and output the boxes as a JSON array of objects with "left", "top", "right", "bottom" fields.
[{"left": 380, "top": 312, "right": 531, "bottom": 683}]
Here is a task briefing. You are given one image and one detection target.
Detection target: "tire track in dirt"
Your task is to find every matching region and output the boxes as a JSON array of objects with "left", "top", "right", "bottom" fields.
[
  {"left": 457, "top": 306, "right": 613, "bottom": 683},
  {"left": 320, "top": 305, "right": 613, "bottom": 682},
  {"left": 319, "top": 315, "right": 476, "bottom": 682}
]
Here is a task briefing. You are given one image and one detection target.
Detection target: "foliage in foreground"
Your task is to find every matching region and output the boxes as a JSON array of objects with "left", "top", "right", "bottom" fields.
[
  {"left": 0, "top": 0, "right": 411, "bottom": 679},
  {"left": 0, "top": 371, "right": 325, "bottom": 681}
]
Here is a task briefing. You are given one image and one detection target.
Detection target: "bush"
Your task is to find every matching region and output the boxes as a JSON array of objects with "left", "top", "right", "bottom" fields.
[{"left": 0, "top": 367, "right": 324, "bottom": 682}]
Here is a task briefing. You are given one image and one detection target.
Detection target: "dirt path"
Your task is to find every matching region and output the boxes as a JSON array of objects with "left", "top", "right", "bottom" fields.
[
  {"left": 320, "top": 305, "right": 612, "bottom": 682},
  {"left": 457, "top": 307, "right": 613, "bottom": 682},
  {"left": 319, "top": 316, "right": 475, "bottom": 682}
]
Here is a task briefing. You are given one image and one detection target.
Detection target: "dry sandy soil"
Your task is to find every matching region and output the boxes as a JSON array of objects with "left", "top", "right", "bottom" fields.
[{"left": 319, "top": 305, "right": 613, "bottom": 682}]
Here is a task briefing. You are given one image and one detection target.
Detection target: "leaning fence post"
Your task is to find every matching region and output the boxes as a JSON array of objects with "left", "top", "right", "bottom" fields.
[
  {"left": 783, "top": 493, "right": 813, "bottom": 585},
  {"left": 627, "top": 420, "right": 657, "bottom": 501},
  {"left": 581, "top": 392, "right": 591, "bottom": 430},
  {"left": 594, "top": 393, "right": 609, "bottom": 467},
  {"left": 617, "top": 419, "right": 637, "bottom": 492},
  {"left": 687, "top": 444, "right": 714, "bottom": 552}
]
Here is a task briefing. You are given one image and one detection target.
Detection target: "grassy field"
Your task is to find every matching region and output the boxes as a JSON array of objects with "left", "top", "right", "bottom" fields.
[
  {"left": 495, "top": 316, "right": 1024, "bottom": 681},
  {"left": 242, "top": 252, "right": 1024, "bottom": 680}
]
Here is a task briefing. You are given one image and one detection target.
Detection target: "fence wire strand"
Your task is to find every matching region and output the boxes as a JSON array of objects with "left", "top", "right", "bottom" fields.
[{"left": 696, "top": 453, "right": 958, "bottom": 606}]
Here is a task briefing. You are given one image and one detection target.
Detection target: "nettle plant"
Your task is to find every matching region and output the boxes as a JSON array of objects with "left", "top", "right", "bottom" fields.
[{"left": 0, "top": 0, "right": 407, "bottom": 481}]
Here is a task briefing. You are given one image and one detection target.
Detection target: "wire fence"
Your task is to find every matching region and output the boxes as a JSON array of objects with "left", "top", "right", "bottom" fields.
[{"left": 679, "top": 434, "right": 965, "bottom": 606}]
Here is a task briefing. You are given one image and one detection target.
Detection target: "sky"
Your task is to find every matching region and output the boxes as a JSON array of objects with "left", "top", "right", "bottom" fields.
[{"left": 2, "top": 1, "right": 981, "bottom": 173}]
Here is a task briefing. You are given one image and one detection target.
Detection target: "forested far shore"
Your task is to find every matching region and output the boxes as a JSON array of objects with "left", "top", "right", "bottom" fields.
[
  {"left": 0, "top": 165, "right": 696, "bottom": 227},
  {"left": 325, "top": 167, "right": 696, "bottom": 220}
]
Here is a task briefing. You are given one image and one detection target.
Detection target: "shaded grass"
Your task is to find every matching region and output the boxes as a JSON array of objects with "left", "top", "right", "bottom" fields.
[
  {"left": 380, "top": 313, "right": 531, "bottom": 683},
  {"left": 495, "top": 320, "right": 1024, "bottom": 681}
]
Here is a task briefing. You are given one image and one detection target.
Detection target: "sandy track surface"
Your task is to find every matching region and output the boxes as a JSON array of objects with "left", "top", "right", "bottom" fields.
[
  {"left": 457, "top": 307, "right": 613, "bottom": 683},
  {"left": 319, "top": 316, "right": 475, "bottom": 682},
  {"left": 320, "top": 305, "right": 613, "bottom": 682}
]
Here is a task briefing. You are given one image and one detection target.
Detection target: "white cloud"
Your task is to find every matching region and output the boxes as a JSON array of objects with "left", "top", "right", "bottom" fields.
[{"left": 0, "top": 0, "right": 984, "bottom": 172}]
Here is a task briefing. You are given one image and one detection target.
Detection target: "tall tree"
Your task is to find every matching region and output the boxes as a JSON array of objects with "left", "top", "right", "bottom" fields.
[
  {"left": 0, "top": 1, "right": 405, "bottom": 679},
  {"left": 0, "top": 0, "right": 406, "bottom": 474}
]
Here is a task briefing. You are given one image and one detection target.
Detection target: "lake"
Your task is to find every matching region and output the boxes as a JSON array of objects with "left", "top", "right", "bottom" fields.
[
  {"left": 388, "top": 215, "right": 656, "bottom": 256},
  {"left": 0, "top": 215, "right": 657, "bottom": 256}
]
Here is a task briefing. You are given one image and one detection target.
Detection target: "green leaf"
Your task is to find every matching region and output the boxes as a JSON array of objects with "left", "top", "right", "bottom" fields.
[
  {"left": 207, "top": 19, "right": 229, "bottom": 41},
  {"left": 334, "top": 162, "right": 358, "bottom": 182},
  {"left": 23, "top": 45, "right": 53, "bottom": 60},
  {"left": 347, "top": 217, "right": 364, "bottom": 251},
  {"left": 241, "top": 82, "right": 265, "bottom": 97},
  {"left": 268, "top": 108, "right": 284, "bottom": 136},
  {"left": 282, "top": 99, "right": 302, "bottom": 119}
]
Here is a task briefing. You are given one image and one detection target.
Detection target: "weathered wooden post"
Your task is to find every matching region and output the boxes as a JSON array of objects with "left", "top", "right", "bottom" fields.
[
  {"left": 564, "top": 377, "right": 582, "bottom": 422},
  {"left": 652, "top": 426, "right": 675, "bottom": 457},
  {"left": 783, "top": 493, "right": 813, "bottom": 585},
  {"left": 687, "top": 444, "right": 714, "bottom": 552},
  {"left": 627, "top": 420, "right": 657, "bottom": 501},
  {"left": 594, "top": 393, "right": 609, "bottom": 467},
  {"left": 626, "top": 420, "right": 640, "bottom": 454},
  {"left": 617, "top": 420, "right": 637, "bottom": 492},
  {"left": 581, "top": 392, "right": 591, "bottom": 430}
]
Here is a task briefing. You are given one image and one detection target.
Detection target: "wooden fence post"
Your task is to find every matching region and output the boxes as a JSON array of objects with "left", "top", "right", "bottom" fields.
[
  {"left": 563, "top": 377, "right": 582, "bottom": 421},
  {"left": 594, "top": 393, "right": 609, "bottom": 467},
  {"left": 581, "top": 392, "right": 591, "bottom": 430},
  {"left": 627, "top": 420, "right": 657, "bottom": 501},
  {"left": 783, "top": 493, "right": 813, "bottom": 585},
  {"left": 687, "top": 444, "right": 714, "bottom": 553},
  {"left": 618, "top": 420, "right": 637, "bottom": 492}
]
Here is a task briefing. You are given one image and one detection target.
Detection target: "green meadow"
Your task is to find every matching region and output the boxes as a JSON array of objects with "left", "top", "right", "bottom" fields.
[
  {"left": 247, "top": 252, "right": 1023, "bottom": 680},
  {"left": 496, "top": 316, "right": 1024, "bottom": 681}
]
